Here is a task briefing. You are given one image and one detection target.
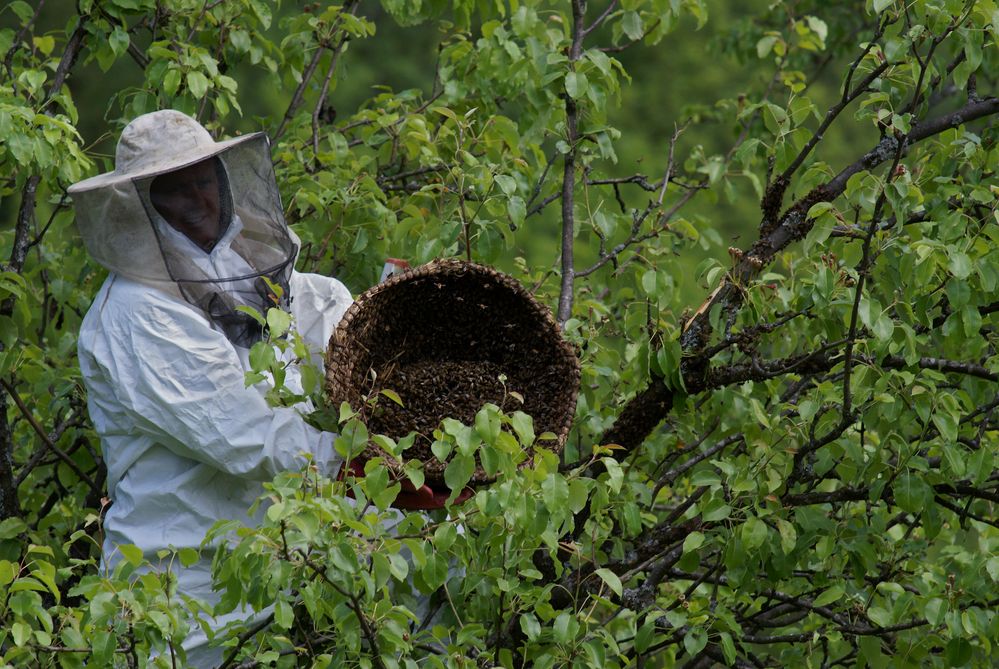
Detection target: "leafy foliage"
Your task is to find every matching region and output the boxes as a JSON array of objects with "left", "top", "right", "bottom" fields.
[{"left": 1, "top": 0, "right": 998, "bottom": 667}]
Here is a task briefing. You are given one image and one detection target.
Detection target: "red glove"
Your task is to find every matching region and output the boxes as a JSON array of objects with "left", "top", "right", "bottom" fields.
[{"left": 340, "top": 460, "right": 473, "bottom": 510}]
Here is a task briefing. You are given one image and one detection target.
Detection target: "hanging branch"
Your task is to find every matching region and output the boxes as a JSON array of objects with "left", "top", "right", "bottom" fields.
[
  {"left": 311, "top": 2, "right": 362, "bottom": 159},
  {"left": 0, "top": 15, "right": 88, "bottom": 521},
  {"left": 596, "top": 82, "right": 998, "bottom": 459},
  {"left": 274, "top": 48, "right": 326, "bottom": 141},
  {"left": 310, "top": 42, "right": 343, "bottom": 158},
  {"left": 275, "top": 0, "right": 361, "bottom": 143}
]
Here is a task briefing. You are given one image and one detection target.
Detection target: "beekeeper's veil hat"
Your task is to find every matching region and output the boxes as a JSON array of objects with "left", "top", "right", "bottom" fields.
[{"left": 69, "top": 110, "right": 298, "bottom": 347}]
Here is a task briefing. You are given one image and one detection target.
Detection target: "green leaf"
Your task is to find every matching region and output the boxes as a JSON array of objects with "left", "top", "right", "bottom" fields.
[
  {"left": 742, "top": 516, "right": 768, "bottom": 549},
  {"left": 894, "top": 473, "right": 932, "bottom": 513},
  {"left": 186, "top": 70, "right": 210, "bottom": 99},
  {"left": 683, "top": 531, "right": 705, "bottom": 553},
  {"left": 602, "top": 457, "right": 624, "bottom": 493},
  {"left": 859, "top": 636, "right": 886, "bottom": 668},
  {"left": 334, "top": 419, "right": 368, "bottom": 460},
  {"left": 567, "top": 479, "right": 589, "bottom": 513},
  {"left": 444, "top": 453, "right": 474, "bottom": 493},
  {"left": 0, "top": 560, "right": 16, "bottom": 587},
  {"left": 924, "top": 597, "right": 948, "bottom": 626},
  {"left": 119, "top": 543, "right": 144, "bottom": 567},
  {"left": 635, "top": 620, "right": 656, "bottom": 653},
  {"left": 519, "top": 613, "right": 541, "bottom": 641},
  {"left": 178, "top": 547, "right": 199, "bottom": 567},
  {"left": 565, "top": 71, "right": 588, "bottom": 100},
  {"left": 510, "top": 411, "right": 534, "bottom": 445},
  {"left": 932, "top": 412, "right": 958, "bottom": 444},
  {"left": 987, "top": 557, "right": 999, "bottom": 583},
  {"left": 945, "top": 638, "right": 972, "bottom": 666},
  {"left": 806, "top": 16, "right": 828, "bottom": 42},
  {"left": 229, "top": 28, "right": 251, "bottom": 53},
  {"left": 683, "top": 630, "right": 708, "bottom": 657},
  {"left": 474, "top": 406, "right": 501, "bottom": 443},
  {"left": 249, "top": 0, "right": 272, "bottom": 28},
  {"left": 89, "top": 591, "right": 118, "bottom": 621},
  {"left": 873, "top": 314, "right": 893, "bottom": 342},
  {"left": 11, "top": 621, "right": 30, "bottom": 647},
  {"left": 776, "top": 518, "right": 797, "bottom": 553},
  {"left": 720, "top": 632, "right": 737, "bottom": 665},
  {"left": 9, "top": 1, "right": 33, "bottom": 23},
  {"left": 867, "top": 605, "right": 892, "bottom": 627},
  {"left": 553, "top": 611, "right": 575, "bottom": 643},
  {"left": 507, "top": 195, "right": 526, "bottom": 225},
  {"left": 594, "top": 568, "right": 622, "bottom": 596},
  {"left": 274, "top": 599, "right": 294, "bottom": 628},
  {"left": 702, "top": 502, "right": 731, "bottom": 521},
  {"left": 235, "top": 304, "right": 266, "bottom": 326},
  {"left": 814, "top": 586, "right": 844, "bottom": 607},
  {"left": 873, "top": 0, "right": 894, "bottom": 14},
  {"left": 266, "top": 308, "right": 291, "bottom": 338},
  {"left": 163, "top": 68, "right": 181, "bottom": 97},
  {"left": 494, "top": 174, "right": 517, "bottom": 196},
  {"left": 248, "top": 341, "right": 275, "bottom": 375},
  {"left": 756, "top": 35, "right": 778, "bottom": 58},
  {"left": 431, "top": 439, "right": 452, "bottom": 462},
  {"left": 620, "top": 11, "right": 643, "bottom": 40},
  {"left": 948, "top": 251, "right": 971, "bottom": 279},
  {"left": 109, "top": 27, "right": 129, "bottom": 56},
  {"left": 33, "top": 34, "right": 55, "bottom": 56},
  {"left": 0, "top": 517, "right": 27, "bottom": 539},
  {"left": 380, "top": 388, "right": 404, "bottom": 406}
]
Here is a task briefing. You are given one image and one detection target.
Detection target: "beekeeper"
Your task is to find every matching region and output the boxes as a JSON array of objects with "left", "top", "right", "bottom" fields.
[{"left": 69, "top": 109, "right": 352, "bottom": 666}]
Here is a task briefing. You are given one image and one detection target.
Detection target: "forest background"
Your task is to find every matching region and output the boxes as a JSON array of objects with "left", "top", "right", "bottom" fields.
[{"left": 0, "top": 0, "right": 997, "bottom": 667}]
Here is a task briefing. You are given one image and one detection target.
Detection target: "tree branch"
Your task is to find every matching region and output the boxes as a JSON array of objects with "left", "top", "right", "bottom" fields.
[
  {"left": 274, "top": 44, "right": 326, "bottom": 141},
  {"left": 556, "top": 0, "right": 587, "bottom": 326},
  {"left": 0, "top": 379, "right": 99, "bottom": 494}
]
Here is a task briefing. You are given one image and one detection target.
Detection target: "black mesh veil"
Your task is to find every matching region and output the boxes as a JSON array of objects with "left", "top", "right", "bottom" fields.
[{"left": 133, "top": 137, "right": 297, "bottom": 348}]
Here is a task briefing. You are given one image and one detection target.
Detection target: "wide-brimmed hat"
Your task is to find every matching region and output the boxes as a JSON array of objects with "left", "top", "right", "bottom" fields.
[
  {"left": 325, "top": 259, "right": 580, "bottom": 484},
  {"left": 66, "top": 110, "right": 291, "bottom": 299},
  {"left": 68, "top": 109, "right": 263, "bottom": 194}
]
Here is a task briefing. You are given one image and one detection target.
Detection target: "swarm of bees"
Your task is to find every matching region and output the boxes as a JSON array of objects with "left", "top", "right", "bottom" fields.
[{"left": 325, "top": 259, "right": 580, "bottom": 483}]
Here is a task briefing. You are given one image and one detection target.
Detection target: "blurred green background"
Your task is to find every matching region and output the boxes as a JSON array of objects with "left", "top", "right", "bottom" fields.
[{"left": 3, "top": 0, "right": 875, "bottom": 304}]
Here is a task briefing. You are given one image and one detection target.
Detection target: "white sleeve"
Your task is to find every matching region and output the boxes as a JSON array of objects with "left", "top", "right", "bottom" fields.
[
  {"left": 102, "top": 293, "right": 340, "bottom": 481},
  {"left": 289, "top": 271, "right": 354, "bottom": 365}
]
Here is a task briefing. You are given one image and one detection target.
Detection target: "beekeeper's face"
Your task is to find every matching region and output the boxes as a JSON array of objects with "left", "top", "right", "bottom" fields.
[{"left": 150, "top": 158, "right": 221, "bottom": 251}]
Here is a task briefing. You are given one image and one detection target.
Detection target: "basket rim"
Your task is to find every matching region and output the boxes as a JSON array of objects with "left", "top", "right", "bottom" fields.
[{"left": 324, "top": 258, "right": 580, "bottom": 484}]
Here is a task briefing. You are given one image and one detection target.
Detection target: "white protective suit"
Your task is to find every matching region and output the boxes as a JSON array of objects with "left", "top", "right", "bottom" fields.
[{"left": 70, "top": 110, "right": 350, "bottom": 666}]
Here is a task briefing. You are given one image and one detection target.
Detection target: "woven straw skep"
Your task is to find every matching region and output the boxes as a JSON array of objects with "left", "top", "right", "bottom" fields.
[{"left": 325, "top": 259, "right": 580, "bottom": 484}]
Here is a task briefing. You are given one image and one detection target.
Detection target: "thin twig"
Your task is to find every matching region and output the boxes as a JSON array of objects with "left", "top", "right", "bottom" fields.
[
  {"left": 0, "top": 379, "right": 98, "bottom": 493},
  {"left": 274, "top": 46, "right": 326, "bottom": 140},
  {"left": 2, "top": 0, "right": 45, "bottom": 85}
]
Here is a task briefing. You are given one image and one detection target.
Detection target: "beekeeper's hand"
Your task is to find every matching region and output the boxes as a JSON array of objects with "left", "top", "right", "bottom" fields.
[
  {"left": 393, "top": 477, "right": 473, "bottom": 510},
  {"left": 341, "top": 459, "right": 472, "bottom": 510}
]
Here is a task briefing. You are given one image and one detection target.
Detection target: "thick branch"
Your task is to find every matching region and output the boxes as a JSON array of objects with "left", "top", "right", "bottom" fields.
[
  {"left": 682, "top": 95, "right": 999, "bottom": 357},
  {"left": 556, "top": 0, "right": 587, "bottom": 326},
  {"left": 822, "top": 96, "right": 998, "bottom": 199},
  {"left": 0, "top": 393, "right": 19, "bottom": 519}
]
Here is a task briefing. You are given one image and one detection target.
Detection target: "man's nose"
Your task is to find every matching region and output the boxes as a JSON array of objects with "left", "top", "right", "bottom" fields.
[
  {"left": 196, "top": 185, "right": 217, "bottom": 209},
  {"left": 179, "top": 188, "right": 209, "bottom": 211}
]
